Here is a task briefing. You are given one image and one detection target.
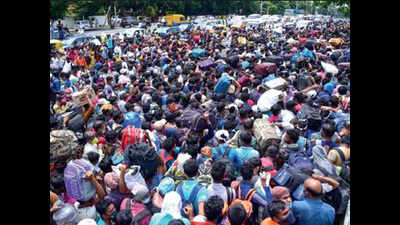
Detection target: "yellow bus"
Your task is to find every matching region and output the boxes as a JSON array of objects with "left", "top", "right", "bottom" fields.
[{"left": 165, "top": 14, "right": 187, "bottom": 26}]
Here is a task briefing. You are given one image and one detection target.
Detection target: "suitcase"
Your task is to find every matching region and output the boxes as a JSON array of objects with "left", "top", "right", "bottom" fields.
[
  {"left": 263, "top": 77, "right": 287, "bottom": 90},
  {"left": 198, "top": 59, "right": 215, "bottom": 71},
  {"left": 266, "top": 56, "right": 283, "bottom": 64},
  {"left": 255, "top": 63, "right": 277, "bottom": 76},
  {"left": 338, "top": 62, "right": 350, "bottom": 71}
]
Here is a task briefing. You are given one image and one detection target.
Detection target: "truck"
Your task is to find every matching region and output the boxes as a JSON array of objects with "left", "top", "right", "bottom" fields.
[{"left": 164, "top": 14, "right": 188, "bottom": 26}]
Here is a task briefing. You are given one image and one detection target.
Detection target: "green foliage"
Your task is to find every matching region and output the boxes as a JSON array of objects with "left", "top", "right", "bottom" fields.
[{"left": 50, "top": 0, "right": 350, "bottom": 19}]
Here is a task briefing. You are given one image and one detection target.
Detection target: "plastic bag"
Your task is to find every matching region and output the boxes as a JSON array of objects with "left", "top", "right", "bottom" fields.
[{"left": 321, "top": 61, "right": 339, "bottom": 75}]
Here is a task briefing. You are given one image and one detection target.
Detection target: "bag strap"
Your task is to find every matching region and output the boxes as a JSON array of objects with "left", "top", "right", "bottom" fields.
[
  {"left": 216, "top": 146, "right": 223, "bottom": 158},
  {"left": 226, "top": 186, "right": 233, "bottom": 204},
  {"left": 188, "top": 183, "right": 203, "bottom": 204},
  {"left": 245, "top": 188, "right": 257, "bottom": 202},
  {"left": 132, "top": 209, "right": 151, "bottom": 225},
  {"left": 335, "top": 148, "right": 347, "bottom": 163},
  {"left": 126, "top": 198, "right": 132, "bottom": 212},
  {"left": 176, "top": 182, "right": 184, "bottom": 199},
  {"left": 223, "top": 146, "right": 231, "bottom": 158}
]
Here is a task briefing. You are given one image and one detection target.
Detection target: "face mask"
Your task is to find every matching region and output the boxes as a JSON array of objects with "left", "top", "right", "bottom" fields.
[
  {"left": 280, "top": 210, "right": 296, "bottom": 225},
  {"left": 142, "top": 196, "right": 151, "bottom": 204},
  {"left": 287, "top": 201, "right": 293, "bottom": 209}
]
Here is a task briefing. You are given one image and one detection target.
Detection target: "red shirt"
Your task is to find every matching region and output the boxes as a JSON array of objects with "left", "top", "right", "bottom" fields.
[{"left": 269, "top": 115, "right": 279, "bottom": 123}]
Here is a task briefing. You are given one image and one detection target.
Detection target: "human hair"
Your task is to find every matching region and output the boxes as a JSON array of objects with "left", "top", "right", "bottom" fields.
[
  {"left": 248, "top": 157, "right": 262, "bottom": 170},
  {"left": 95, "top": 198, "right": 113, "bottom": 216},
  {"left": 228, "top": 203, "right": 247, "bottom": 225},
  {"left": 338, "top": 85, "right": 347, "bottom": 95},
  {"left": 265, "top": 145, "right": 279, "bottom": 159},
  {"left": 240, "top": 131, "right": 252, "bottom": 146},
  {"left": 167, "top": 219, "right": 186, "bottom": 225},
  {"left": 87, "top": 151, "right": 100, "bottom": 165},
  {"left": 271, "top": 104, "right": 282, "bottom": 116},
  {"left": 183, "top": 159, "right": 199, "bottom": 178},
  {"left": 243, "top": 118, "right": 254, "bottom": 130},
  {"left": 115, "top": 210, "right": 132, "bottom": 225},
  {"left": 239, "top": 108, "right": 249, "bottom": 118},
  {"left": 286, "top": 129, "right": 299, "bottom": 144},
  {"left": 240, "top": 162, "right": 254, "bottom": 181},
  {"left": 286, "top": 100, "right": 297, "bottom": 112},
  {"left": 50, "top": 173, "right": 65, "bottom": 192},
  {"left": 330, "top": 96, "right": 339, "bottom": 108},
  {"left": 204, "top": 196, "right": 224, "bottom": 221},
  {"left": 322, "top": 122, "right": 336, "bottom": 138},
  {"left": 211, "top": 161, "right": 226, "bottom": 182},
  {"left": 163, "top": 137, "right": 176, "bottom": 153},
  {"left": 267, "top": 199, "right": 287, "bottom": 218}
]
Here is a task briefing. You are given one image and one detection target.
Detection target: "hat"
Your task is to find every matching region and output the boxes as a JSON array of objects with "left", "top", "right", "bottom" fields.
[
  {"left": 234, "top": 99, "right": 244, "bottom": 108},
  {"left": 323, "top": 83, "right": 334, "bottom": 95},
  {"left": 157, "top": 177, "right": 175, "bottom": 195},
  {"left": 104, "top": 172, "right": 119, "bottom": 190},
  {"left": 271, "top": 186, "right": 290, "bottom": 200},
  {"left": 215, "top": 130, "right": 229, "bottom": 142},
  {"left": 154, "top": 119, "right": 167, "bottom": 131},
  {"left": 306, "top": 90, "right": 317, "bottom": 99},
  {"left": 131, "top": 182, "right": 149, "bottom": 202},
  {"left": 77, "top": 219, "right": 97, "bottom": 225},
  {"left": 101, "top": 103, "right": 112, "bottom": 111}
]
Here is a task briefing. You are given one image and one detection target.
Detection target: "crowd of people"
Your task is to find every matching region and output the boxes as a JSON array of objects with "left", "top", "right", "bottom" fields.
[{"left": 50, "top": 16, "right": 350, "bottom": 225}]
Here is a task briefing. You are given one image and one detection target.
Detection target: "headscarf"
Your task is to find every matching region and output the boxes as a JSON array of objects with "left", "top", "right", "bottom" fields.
[
  {"left": 271, "top": 186, "right": 290, "bottom": 200},
  {"left": 104, "top": 172, "right": 119, "bottom": 190},
  {"left": 161, "top": 191, "right": 182, "bottom": 219}
]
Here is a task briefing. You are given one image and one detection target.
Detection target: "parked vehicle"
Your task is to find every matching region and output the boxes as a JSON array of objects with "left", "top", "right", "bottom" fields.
[
  {"left": 165, "top": 14, "right": 187, "bottom": 26},
  {"left": 121, "top": 16, "right": 139, "bottom": 28},
  {"left": 62, "top": 35, "right": 95, "bottom": 49},
  {"left": 75, "top": 20, "right": 91, "bottom": 31}
]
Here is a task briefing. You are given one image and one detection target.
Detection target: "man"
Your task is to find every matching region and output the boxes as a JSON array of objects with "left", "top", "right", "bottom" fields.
[
  {"left": 176, "top": 159, "right": 208, "bottom": 216},
  {"left": 95, "top": 199, "right": 117, "bottom": 225},
  {"left": 236, "top": 131, "right": 259, "bottom": 164},
  {"left": 189, "top": 196, "right": 225, "bottom": 225},
  {"left": 261, "top": 200, "right": 295, "bottom": 225},
  {"left": 291, "top": 178, "right": 335, "bottom": 225},
  {"left": 212, "top": 130, "right": 242, "bottom": 168},
  {"left": 207, "top": 161, "right": 236, "bottom": 204}
]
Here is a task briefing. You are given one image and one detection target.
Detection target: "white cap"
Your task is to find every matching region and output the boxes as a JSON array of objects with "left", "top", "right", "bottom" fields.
[
  {"left": 215, "top": 130, "right": 229, "bottom": 142},
  {"left": 306, "top": 90, "right": 317, "bottom": 99},
  {"left": 78, "top": 218, "right": 97, "bottom": 225}
]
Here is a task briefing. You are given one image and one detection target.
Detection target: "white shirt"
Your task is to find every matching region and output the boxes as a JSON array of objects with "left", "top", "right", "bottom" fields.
[{"left": 62, "top": 61, "right": 72, "bottom": 74}]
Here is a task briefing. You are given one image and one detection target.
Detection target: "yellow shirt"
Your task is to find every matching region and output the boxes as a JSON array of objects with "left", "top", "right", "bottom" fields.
[{"left": 328, "top": 146, "right": 350, "bottom": 167}]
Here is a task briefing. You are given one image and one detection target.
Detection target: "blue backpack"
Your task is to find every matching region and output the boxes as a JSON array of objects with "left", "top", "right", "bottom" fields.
[
  {"left": 176, "top": 182, "right": 203, "bottom": 217},
  {"left": 216, "top": 63, "right": 228, "bottom": 74},
  {"left": 288, "top": 151, "right": 314, "bottom": 171},
  {"left": 214, "top": 75, "right": 231, "bottom": 94},
  {"left": 192, "top": 48, "right": 206, "bottom": 58},
  {"left": 122, "top": 112, "right": 142, "bottom": 129}
]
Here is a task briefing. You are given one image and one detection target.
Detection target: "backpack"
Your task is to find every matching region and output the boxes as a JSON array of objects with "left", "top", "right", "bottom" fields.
[
  {"left": 160, "top": 149, "right": 175, "bottom": 166},
  {"left": 215, "top": 146, "right": 235, "bottom": 183},
  {"left": 176, "top": 182, "right": 204, "bottom": 217},
  {"left": 322, "top": 178, "right": 350, "bottom": 216},
  {"left": 214, "top": 75, "right": 231, "bottom": 94},
  {"left": 288, "top": 151, "right": 314, "bottom": 171},
  {"left": 252, "top": 119, "right": 280, "bottom": 151},
  {"left": 335, "top": 148, "right": 350, "bottom": 182},
  {"left": 122, "top": 112, "right": 142, "bottom": 129},
  {"left": 265, "top": 56, "right": 283, "bottom": 64},
  {"left": 121, "top": 126, "right": 147, "bottom": 152},
  {"left": 105, "top": 190, "right": 129, "bottom": 211},
  {"left": 198, "top": 59, "right": 215, "bottom": 71},
  {"left": 181, "top": 108, "right": 202, "bottom": 128},
  {"left": 297, "top": 103, "right": 322, "bottom": 131},
  {"left": 125, "top": 199, "right": 151, "bottom": 225},
  {"left": 235, "top": 185, "right": 261, "bottom": 225},
  {"left": 50, "top": 130, "right": 78, "bottom": 163},
  {"left": 165, "top": 165, "right": 188, "bottom": 186},
  {"left": 192, "top": 48, "right": 206, "bottom": 58},
  {"left": 272, "top": 163, "right": 310, "bottom": 193},
  {"left": 64, "top": 159, "right": 96, "bottom": 201},
  {"left": 254, "top": 63, "right": 277, "bottom": 76},
  {"left": 123, "top": 143, "right": 159, "bottom": 180},
  {"left": 296, "top": 74, "right": 313, "bottom": 91},
  {"left": 311, "top": 145, "right": 337, "bottom": 177},
  {"left": 67, "top": 113, "right": 85, "bottom": 133},
  {"left": 216, "top": 63, "right": 228, "bottom": 74}
]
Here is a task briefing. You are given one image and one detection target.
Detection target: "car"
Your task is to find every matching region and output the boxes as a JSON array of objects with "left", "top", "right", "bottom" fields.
[
  {"left": 155, "top": 27, "right": 181, "bottom": 38},
  {"left": 296, "top": 20, "right": 312, "bottom": 29},
  {"left": 178, "top": 23, "right": 194, "bottom": 32},
  {"left": 62, "top": 35, "right": 95, "bottom": 49},
  {"left": 121, "top": 16, "right": 139, "bottom": 28},
  {"left": 75, "top": 20, "right": 91, "bottom": 31}
]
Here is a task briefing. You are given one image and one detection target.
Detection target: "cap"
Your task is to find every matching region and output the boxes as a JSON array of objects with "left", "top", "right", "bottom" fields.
[
  {"left": 215, "top": 130, "right": 229, "bottom": 142},
  {"left": 154, "top": 119, "right": 167, "bottom": 131},
  {"left": 306, "top": 90, "right": 317, "bottom": 99},
  {"left": 131, "top": 182, "right": 149, "bottom": 202}
]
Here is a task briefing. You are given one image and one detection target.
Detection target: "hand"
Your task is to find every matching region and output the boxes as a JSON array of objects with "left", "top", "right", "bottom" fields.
[
  {"left": 119, "top": 164, "right": 128, "bottom": 174},
  {"left": 312, "top": 174, "right": 322, "bottom": 181},
  {"left": 50, "top": 200, "right": 63, "bottom": 212},
  {"left": 85, "top": 171, "right": 95, "bottom": 180}
]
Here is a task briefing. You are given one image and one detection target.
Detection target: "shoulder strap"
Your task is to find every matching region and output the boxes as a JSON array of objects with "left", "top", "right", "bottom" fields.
[
  {"left": 176, "top": 182, "right": 185, "bottom": 199},
  {"left": 126, "top": 199, "right": 132, "bottom": 212},
  {"left": 216, "top": 146, "right": 223, "bottom": 158},
  {"left": 335, "top": 148, "right": 347, "bottom": 162},
  {"left": 223, "top": 146, "right": 231, "bottom": 158},
  {"left": 132, "top": 208, "right": 151, "bottom": 225},
  {"left": 245, "top": 188, "right": 257, "bottom": 202},
  {"left": 226, "top": 186, "right": 233, "bottom": 204},
  {"left": 188, "top": 183, "right": 203, "bottom": 203}
]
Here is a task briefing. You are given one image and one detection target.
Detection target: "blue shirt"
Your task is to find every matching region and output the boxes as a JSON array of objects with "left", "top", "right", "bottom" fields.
[
  {"left": 236, "top": 146, "right": 259, "bottom": 164},
  {"left": 292, "top": 198, "right": 335, "bottom": 225},
  {"left": 212, "top": 144, "right": 243, "bottom": 168},
  {"left": 179, "top": 180, "right": 208, "bottom": 215}
]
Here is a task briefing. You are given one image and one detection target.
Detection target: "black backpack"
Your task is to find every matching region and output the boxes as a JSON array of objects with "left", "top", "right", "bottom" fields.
[
  {"left": 125, "top": 199, "right": 151, "bottom": 225},
  {"left": 297, "top": 103, "right": 322, "bottom": 131},
  {"left": 322, "top": 177, "right": 350, "bottom": 216},
  {"left": 67, "top": 112, "right": 86, "bottom": 133},
  {"left": 124, "top": 143, "right": 160, "bottom": 180},
  {"left": 296, "top": 74, "right": 313, "bottom": 91},
  {"left": 215, "top": 146, "right": 235, "bottom": 185}
]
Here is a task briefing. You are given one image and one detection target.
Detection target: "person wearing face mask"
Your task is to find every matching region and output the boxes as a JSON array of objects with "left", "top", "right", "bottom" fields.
[
  {"left": 291, "top": 178, "right": 335, "bottom": 225},
  {"left": 261, "top": 200, "right": 296, "bottom": 225},
  {"left": 119, "top": 182, "right": 152, "bottom": 225},
  {"left": 95, "top": 199, "right": 118, "bottom": 225}
]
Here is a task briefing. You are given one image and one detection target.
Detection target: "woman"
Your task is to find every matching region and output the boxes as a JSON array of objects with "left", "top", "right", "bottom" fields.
[{"left": 149, "top": 191, "right": 191, "bottom": 225}]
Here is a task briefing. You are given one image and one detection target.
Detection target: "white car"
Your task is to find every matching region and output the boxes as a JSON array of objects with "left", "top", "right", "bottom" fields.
[
  {"left": 75, "top": 20, "right": 91, "bottom": 31},
  {"left": 296, "top": 20, "right": 312, "bottom": 29}
]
